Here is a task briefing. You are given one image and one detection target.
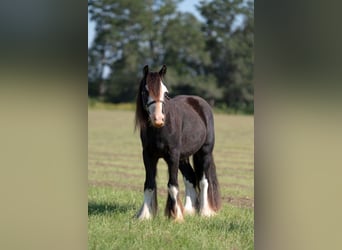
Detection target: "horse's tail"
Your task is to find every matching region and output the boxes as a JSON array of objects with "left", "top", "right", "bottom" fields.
[{"left": 206, "top": 155, "right": 221, "bottom": 211}]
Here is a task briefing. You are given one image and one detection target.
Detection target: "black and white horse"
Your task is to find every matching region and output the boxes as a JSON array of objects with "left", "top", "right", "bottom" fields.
[{"left": 135, "top": 65, "right": 221, "bottom": 221}]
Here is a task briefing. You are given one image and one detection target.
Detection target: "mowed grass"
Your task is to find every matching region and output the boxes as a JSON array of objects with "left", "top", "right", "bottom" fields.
[{"left": 88, "top": 109, "right": 254, "bottom": 249}]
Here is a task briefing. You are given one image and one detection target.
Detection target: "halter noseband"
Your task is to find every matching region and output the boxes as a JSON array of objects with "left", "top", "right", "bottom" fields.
[
  {"left": 145, "top": 100, "right": 165, "bottom": 109},
  {"left": 142, "top": 91, "right": 169, "bottom": 114}
]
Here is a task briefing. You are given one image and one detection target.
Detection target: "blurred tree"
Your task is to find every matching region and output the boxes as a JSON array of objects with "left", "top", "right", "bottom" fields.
[
  {"left": 90, "top": 0, "right": 171, "bottom": 102},
  {"left": 198, "top": 0, "right": 254, "bottom": 112},
  {"left": 162, "top": 12, "right": 221, "bottom": 104},
  {"left": 88, "top": 30, "right": 109, "bottom": 98}
]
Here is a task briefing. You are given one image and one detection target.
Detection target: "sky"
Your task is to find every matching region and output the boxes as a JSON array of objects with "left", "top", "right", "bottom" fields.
[{"left": 88, "top": 0, "right": 200, "bottom": 48}]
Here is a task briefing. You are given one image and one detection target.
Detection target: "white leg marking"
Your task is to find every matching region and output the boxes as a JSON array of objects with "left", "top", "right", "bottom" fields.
[
  {"left": 199, "top": 175, "right": 215, "bottom": 217},
  {"left": 183, "top": 178, "right": 197, "bottom": 215},
  {"left": 168, "top": 185, "right": 183, "bottom": 221},
  {"left": 137, "top": 189, "right": 156, "bottom": 220}
]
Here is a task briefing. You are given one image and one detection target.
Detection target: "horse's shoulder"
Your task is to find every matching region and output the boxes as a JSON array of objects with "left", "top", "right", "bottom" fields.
[{"left": 172, "top": 95, "right": 210, "bottom": 110}]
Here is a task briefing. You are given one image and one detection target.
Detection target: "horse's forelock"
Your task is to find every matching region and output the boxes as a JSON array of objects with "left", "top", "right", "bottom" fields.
[{"left": 146, "top": 72, "right": 161, "bottom": 99}]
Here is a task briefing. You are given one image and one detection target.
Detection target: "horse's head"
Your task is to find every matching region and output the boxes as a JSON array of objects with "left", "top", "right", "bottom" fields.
[{"left": 140, "top": 65, "right": 169, "bottom": 128}]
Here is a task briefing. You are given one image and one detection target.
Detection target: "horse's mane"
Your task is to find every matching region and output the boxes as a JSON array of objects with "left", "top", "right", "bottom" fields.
[
  {"left": 135, "top": 77, "right": 147, "bottom": 131},
  {"left": 135, "top": 72, "right": 162, "bottom": 131}
]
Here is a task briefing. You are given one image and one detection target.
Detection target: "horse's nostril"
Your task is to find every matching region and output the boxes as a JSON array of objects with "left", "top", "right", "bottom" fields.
[{"left": 153, "top": 116, "right": 164, "bottom": 122}]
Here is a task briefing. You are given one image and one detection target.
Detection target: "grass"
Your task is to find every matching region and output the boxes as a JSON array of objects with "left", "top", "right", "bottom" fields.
[
  {"left": 88, "top": 109, "right": 254, "bottom": 249},
  {"left": 88, "top": 98, "right": 135, "bottom": 111}
]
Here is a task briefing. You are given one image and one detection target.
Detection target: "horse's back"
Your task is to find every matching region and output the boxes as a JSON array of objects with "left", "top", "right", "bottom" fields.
[{"left": 173, "top": 95, "right": 211, "bottom": 107}]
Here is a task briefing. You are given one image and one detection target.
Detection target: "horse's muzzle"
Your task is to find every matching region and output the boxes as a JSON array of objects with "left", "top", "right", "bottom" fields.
[{"left": 151, "top": 116, "right": 165, "bottom": 128}]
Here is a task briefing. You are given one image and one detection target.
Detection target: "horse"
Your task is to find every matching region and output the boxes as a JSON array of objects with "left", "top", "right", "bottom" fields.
[{"left": 135, "top": 64, "right": 221, "bottom": 221}]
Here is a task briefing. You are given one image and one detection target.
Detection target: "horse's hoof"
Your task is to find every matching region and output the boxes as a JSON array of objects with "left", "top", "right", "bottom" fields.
[
  {"left": 199, "top": 209, "right": 216, "bottom": 217},
  {"left": 183, "top": 206, "right": 196, "bottom": 216},
  {"left": 174, "top": 216, "right": 184, "bottom": 223}
]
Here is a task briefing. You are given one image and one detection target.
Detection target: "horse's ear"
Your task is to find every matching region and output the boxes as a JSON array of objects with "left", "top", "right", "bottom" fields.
[
  {"left": 159, "top": 64, "right": 167, "bottom": 76},
  {"left": 143, "top": 65, "right": 149, "bottom": 77}
]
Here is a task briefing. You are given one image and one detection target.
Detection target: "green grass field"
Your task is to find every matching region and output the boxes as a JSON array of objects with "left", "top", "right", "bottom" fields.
[{"left": 88, "top": 109, "right": 254, "bottom": 249}]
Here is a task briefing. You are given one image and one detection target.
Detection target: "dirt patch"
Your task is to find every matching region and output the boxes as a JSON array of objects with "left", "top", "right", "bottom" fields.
[
  {"left": 88, "top": 169, "right": 142, "bottom": 179},
  {"left": 216, "top": 160, "right": 254, "bottom": 166},
  {"left": 88, "top": 160, "right": 142, "bottom": 171},
  {"left": 222, "top": 196, "right": 254, "bottom": 208},
  {"left": 220, "top": 182, "right": 252, "bottom": 190},
  {"left": 89, "top": 180, "right": 142, "bottom": 191}
]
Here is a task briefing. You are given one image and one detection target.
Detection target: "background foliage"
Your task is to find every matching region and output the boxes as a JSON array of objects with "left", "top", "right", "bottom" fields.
[{"left": 88, "top": 0, "right": 254, "bottom": 113}]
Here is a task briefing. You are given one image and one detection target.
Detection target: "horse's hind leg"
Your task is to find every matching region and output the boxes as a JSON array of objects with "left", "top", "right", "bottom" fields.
[
  {"left": 179, "top": 158, "right": 198, "bottom": 215},
  {"left": 136, "top": 150, "right": 158, "bottom": 220},
  {"left": 194, "top": 146, "right": 221, "bottom": 217}
]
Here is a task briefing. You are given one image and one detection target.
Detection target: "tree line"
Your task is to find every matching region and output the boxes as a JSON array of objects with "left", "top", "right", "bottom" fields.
[{"left": 88, "top": 0, "right": 254, "bottom": 113}]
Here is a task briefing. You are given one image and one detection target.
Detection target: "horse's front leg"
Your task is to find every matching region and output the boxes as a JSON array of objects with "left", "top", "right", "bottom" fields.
[
  {"left": 136, "top": 150, "right": 158, "bottom": 220},
  {"left": 164, "top": 151, "right": 184, "bottom": 221}
]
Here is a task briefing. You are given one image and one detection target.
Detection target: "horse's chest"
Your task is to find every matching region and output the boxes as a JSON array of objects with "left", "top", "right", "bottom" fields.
[
  {"left": 154, "top": 137, "right": 166, "bottom": 150},
  {"left": 147, "top": 134, "right": 169, "bottom": 153}
]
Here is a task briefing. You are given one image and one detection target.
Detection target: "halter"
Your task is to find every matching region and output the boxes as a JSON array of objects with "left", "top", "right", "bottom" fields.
[
  {"left": 146, "top": 100, "right": 165, "bottom": 109},
  {"left": 142, "top": 91, "right": 169, "bottom": 114}
]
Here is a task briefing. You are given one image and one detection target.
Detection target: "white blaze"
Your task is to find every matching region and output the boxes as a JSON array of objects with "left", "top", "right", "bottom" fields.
[
  {"left": 161, "top": 81, "right": 168, "bottom": 94},
  {"left": 146, "top": 81, "right": 168, "bottom": 125}
]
